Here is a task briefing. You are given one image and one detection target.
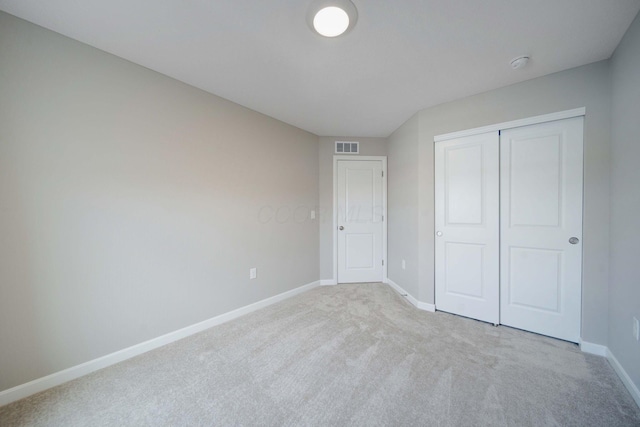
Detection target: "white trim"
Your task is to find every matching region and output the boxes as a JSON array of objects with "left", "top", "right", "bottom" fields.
[
  {"left": 385, "top": 277, "right": 419, "bottom": 307},
  {"left": 320, "top": 279, "right": 337, "bottom": 286},
  {"left": 433, "top": 107, "right": 586, "bottom": 142},
  {"left": 607, "top": 348, "right": 640, "bottom": 408},
  {"left": 416, "top": 301, "right": 437, "bottom": 312},
  {"left": 579, "top": 342, "right": 639, "bottom": 408},
  {"left": 332, "top": 155, "right": 387, "bottom": 284},
  {"left": 384, "top": 278, "right": 435, "bottom": 312},
  {"left": 579, "top": 340, "right": 608, "bottom": 357},
  {"left": 0, "top": 280, "right": 322, "bottom": 407}
]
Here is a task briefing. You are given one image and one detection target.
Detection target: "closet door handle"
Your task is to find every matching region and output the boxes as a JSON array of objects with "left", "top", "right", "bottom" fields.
[{"left": 569, "top": 237, "right": 579, "bottom": 244}]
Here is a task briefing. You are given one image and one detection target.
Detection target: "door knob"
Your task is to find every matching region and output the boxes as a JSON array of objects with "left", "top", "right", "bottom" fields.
[
  {"left": 569, "top": 237, "right": 579, "bottom": 244},
  {"left": 339, "top": 226, "right": 344, "bottom": 231},
  {"left": 436, "top": 231, "right": 443, "bottom": 237}
]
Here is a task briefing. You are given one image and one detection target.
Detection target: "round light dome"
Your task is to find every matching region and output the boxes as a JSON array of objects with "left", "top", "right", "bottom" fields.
[
  {"left": 307, "top": 0, "right": 358, "bottom": 38},
  {"left": 313, "top": 6, "right": 350, "bottom": 37}
]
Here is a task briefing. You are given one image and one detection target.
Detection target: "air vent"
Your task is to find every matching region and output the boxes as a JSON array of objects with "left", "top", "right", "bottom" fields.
[{"left": 335, "top": 141, "right": 359, "bottom": 154}]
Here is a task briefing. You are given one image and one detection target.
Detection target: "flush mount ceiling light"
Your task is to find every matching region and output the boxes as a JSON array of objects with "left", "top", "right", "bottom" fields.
[
  {"left": 510, "top": 56, "right": 530, "bottom": 70},
  {"left": 307, "top": 0, "right": 358, "bottom": 38}
]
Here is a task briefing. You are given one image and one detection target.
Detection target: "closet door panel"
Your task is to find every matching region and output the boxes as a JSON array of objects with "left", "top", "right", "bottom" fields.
[
  {"left": 500, "top": 117, "right": 584, "bottom": 342},
  {"left": 435, "top": 132, "right": 500, "bottom": 324}
]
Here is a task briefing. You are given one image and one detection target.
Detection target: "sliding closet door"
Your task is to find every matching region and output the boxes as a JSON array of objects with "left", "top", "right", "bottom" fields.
[
  {"left": 500, "top": 117, "right": 584, "bottom": 342},
  {"left": 435, "top": 132, "right": 500, "bottom": 324}
]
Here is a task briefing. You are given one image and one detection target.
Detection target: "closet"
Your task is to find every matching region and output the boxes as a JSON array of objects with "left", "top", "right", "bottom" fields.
[{"left": 434, "top": 110, "right": 584, "bottom": 343}]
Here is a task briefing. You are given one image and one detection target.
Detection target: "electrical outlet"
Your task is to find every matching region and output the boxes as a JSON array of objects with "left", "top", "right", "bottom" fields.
[
  {"left": 310, "top": 210, "right": 316, "bottom": 220},
  {"left": 249, "top": 268, "right": 257, "bottom": 280},
  {"left": 402, "top": 260, "right": 406, "bottom": 270},
  {"left": 633, "top": 317, "right": 639, "bottom": 341}
]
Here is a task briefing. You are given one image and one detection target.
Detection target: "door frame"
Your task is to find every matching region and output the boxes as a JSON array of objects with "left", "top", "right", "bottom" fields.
[
  {"left": 433, "top": 107, "right": 586, "bottom": 143},
  {"left": 333, "top": 156, "right": 388, "bottom": 284}
]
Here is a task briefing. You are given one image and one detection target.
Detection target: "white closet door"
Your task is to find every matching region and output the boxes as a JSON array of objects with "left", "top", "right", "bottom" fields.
[
  {"left": 435, "top": 132, "right": 500, "bottom": 324},
  {"left": 500, "top": 117, "right": 584, "bottom": 342}
]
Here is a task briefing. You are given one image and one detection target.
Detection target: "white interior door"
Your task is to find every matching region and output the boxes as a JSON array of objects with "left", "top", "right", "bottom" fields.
[
  {"left": 337, "top": 160, "right": 384, "bottom": 283},
  {"left": 435, "top": 132, "right": 500, "bottom": 324},
  {"left": 500, "top": 117, "right": 584, "bottom": 342}
]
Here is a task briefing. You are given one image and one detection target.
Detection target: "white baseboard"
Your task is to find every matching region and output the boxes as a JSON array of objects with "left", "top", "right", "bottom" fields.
[
  {"left": 579, "top": 340, "right": 608, "bottom": 357},
  {"left": 416, "top": 301, "right": 436, "bottom": 312},
  {"left": 384, "top": 278, "right": 435, "bottom": 312},
  {"left": 320, "top": 279, "right": 337, "bottom": 286},
  {"left": 579, "top": 340, "right": 639, "bottom": 408},
  {"left": 607, "top": 348, "right": 640, "bottom": 408},
  {"left": 0, "top": 280, "right": 322, "bottom": 407},
  {"left": 4, "top": 279, "right": 636, "bottom": 411},
  {"left": 383, "top": 280, "right": 637, "bottom": 407}
]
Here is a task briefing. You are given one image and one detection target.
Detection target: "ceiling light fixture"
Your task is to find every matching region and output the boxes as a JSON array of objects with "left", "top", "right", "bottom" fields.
[
  {"left": 510, "top": 56, "right": 530, "bottom": 70},
  {"left": 308, "top": 0, "right": 358, "bottom": 38}
]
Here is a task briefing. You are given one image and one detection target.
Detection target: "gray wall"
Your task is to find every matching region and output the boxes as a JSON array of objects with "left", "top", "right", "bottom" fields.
[
  {"left": 610, "top": 11, "right": 640, "bottom": 393},
  {"left": 388, "top": 61, "right": 612, "bottom": 344},
  {"left": 0, "top": 12, "right": 319, "bottom": 392},
  {"left": 387, "top": 114, "right": 420, "bottom": 297},
  {"left": 318, "top": 137, "right": 387, "bottom": 280}
]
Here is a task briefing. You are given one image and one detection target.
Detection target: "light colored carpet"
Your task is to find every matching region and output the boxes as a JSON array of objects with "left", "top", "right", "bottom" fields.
[{"left": 1, "top": 283, "right": 639, "bottom": 426}]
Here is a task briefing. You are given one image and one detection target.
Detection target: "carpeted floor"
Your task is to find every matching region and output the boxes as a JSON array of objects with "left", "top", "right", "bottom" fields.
[{"left": 1, "top": 283, "right": 639, "bottom": 426}]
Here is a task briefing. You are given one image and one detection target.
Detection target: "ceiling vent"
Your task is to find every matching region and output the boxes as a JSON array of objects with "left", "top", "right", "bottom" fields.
[{"left": 335, "top": 141, "right": 359, "bottom": 154}]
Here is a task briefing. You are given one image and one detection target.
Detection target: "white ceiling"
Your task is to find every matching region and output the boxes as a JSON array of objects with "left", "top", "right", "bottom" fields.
[{"left": 1, "top": 0, "right": 639, "bottom": 137}]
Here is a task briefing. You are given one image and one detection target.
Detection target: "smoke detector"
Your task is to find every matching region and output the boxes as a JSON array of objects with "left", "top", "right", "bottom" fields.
[{"left": 510, "top": 56, "right": 530, "bottom": 70}]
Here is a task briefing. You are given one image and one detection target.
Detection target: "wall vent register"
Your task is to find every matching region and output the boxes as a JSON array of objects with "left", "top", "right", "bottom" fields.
[{"left": 335, "top": 141, "right": 359, "bottom": 154}]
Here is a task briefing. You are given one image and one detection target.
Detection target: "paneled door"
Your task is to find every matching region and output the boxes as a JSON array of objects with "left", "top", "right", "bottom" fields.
[
  {"left": 435, "top": 132, "right": 500, "bottom": 324},
  {"left": 500, "top": 117, "right": 584, "bottom": 342},
  {"left": 337, "top": 160, "right": 384, "bottom": 283}
]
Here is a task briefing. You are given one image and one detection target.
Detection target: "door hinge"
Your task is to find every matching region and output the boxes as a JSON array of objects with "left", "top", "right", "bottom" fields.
[
  {"left": 382, "top": 260, "right": 384, "bottom": 266},
  {"left": 382, "top": 171, "right": 384, "bottom": 177}
]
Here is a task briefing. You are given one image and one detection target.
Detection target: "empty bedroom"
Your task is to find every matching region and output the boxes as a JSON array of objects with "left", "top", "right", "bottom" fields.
[{"left": 0, "top": 1, "right": 639, "bottom": 425}]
